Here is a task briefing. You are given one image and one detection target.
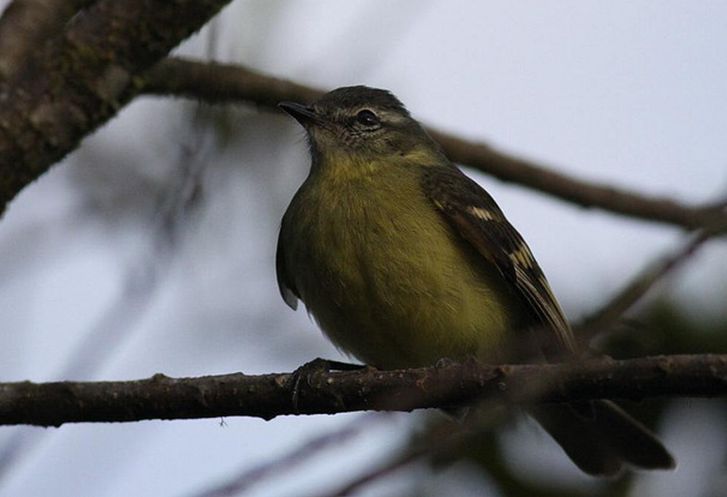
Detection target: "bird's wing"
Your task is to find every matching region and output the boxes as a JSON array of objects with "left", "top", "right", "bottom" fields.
[
  {"left": 275, "top": 227, "right": 300, "bottom": 310},
  {"left": 422, "top": 165, "right": 576, "bottom": 355}
]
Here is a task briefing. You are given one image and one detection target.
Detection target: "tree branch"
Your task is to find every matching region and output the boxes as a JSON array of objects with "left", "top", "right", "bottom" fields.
[
  {"left": 144, "top": 57, "right": 322, "bottom": 107},
  {"left": 428, "top": 131, "right": 726, "bottom": 230},
  {"left": 1, "top": 354, "right": 726, "bottom": 427},
  {"left": 577, "top": 230, "right": 712, "bottom": 342},
  {"left": 142, "top": 57, "right": 727, "bottom": 231},
  {"left": 0, "top": 0, "right": 96, "bottom": 80},
  {"left": 191, "top": 414, "right": 379, "bottom": 497},
  {"left": 0, "top": 0, "right": 234, "bottom": 213}
]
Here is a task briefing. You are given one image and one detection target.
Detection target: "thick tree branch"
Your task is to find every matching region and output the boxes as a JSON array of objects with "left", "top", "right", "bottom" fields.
[
  {"left": 0, "top": 0, "right": 96, "bottom": 79},
  {"left": 143, "top": 57, "right": 726, "bottom": 231},
  {"left": 1, "top": 354, "right": 726, "bottom": 427},
  {"left": 0, "top": 0, "right": 233, "bottom": 213}
]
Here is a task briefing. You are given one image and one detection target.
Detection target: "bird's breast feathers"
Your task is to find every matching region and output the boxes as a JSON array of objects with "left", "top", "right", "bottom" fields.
[{"left": 282, "top": 167, "right": 521, "bottom": 368}]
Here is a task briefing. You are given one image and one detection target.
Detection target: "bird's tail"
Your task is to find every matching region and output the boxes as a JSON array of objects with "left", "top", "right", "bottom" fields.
[{"left": 530, "top": 400, "right": 675, "bottom": 476}]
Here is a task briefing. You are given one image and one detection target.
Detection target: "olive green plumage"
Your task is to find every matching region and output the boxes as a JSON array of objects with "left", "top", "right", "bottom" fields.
[{"left": 276, "top": 86, "right": 674, "bottom": 475}]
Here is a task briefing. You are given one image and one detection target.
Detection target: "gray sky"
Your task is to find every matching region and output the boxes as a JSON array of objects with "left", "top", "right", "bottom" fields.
[{"left": 0, "top": 1, "right": 725, "bottom": 496}]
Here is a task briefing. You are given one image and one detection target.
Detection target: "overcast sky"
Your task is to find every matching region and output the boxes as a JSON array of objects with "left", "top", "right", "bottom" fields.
[{"left": 0, "top": 2, "right": 726, "bottom": 496}]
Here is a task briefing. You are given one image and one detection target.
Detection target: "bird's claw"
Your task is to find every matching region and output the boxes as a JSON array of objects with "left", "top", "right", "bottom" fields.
[{"left": 290, "top": 358, "right": 365, "bottom": 412}]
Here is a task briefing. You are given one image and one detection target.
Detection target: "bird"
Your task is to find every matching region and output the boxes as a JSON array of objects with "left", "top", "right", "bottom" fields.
[{"left": 275, "top": 85, "right": 675, "bottom": 475}]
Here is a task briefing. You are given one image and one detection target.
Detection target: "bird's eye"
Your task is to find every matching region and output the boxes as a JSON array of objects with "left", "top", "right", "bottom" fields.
[{"left": 355, "top": 109, "right": 380, "bottom": 127}]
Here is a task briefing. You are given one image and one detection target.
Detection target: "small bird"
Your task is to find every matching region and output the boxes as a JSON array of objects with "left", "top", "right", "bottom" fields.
[{"left": 276, "top": 86, "right": 674, "bottom": 475}]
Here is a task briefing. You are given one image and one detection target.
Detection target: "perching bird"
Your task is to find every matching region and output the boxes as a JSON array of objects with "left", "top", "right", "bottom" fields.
[{"left": 276, "top": 85, "right": 674, "bottom": 475}]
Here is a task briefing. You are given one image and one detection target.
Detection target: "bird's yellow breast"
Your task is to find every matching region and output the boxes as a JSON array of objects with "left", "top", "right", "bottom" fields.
[{"left": 282, "top": 161, "right": 523, "bottom": 369}]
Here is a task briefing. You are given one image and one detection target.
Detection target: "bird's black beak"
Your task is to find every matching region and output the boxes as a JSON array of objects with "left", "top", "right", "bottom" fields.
[{"left": 278, "top": 102, "right": 319, "bottom": 126}]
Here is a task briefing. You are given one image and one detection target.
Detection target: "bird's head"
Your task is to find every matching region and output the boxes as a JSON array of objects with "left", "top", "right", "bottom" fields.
[{"left": 279, "top": 86, "right": 440, "bottom": 169}]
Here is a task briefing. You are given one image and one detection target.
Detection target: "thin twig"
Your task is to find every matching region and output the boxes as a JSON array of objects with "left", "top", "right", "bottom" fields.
[
  {"left": 578, "top": 231, "right": 713, "bottom": 343},
  {"left": 578, "top": 197, "right": 727, "bottom": 344},
  {"left": 189, "top": 414, "right": 382, "bottom": 497},
  {"left": 316, "top": 443, "right": 429, "bottom": 497}
]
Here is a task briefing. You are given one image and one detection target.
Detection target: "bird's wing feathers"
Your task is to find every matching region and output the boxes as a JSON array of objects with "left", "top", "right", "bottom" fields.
[
  {"left": 422, "top": 165, "right": 576, "bottom": 355},
  {"left": 275, "top": 227, "right": 300, "bottom": 310}
]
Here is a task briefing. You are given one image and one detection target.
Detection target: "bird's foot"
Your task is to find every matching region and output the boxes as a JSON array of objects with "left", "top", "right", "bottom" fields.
[{"left": 290, "top": 358, "right": 365, "bottom": 412}]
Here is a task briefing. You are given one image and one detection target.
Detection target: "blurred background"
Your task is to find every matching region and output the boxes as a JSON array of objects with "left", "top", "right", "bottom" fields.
[{"left": 0, "top": 1, "right": 726, "bottom": 496}]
